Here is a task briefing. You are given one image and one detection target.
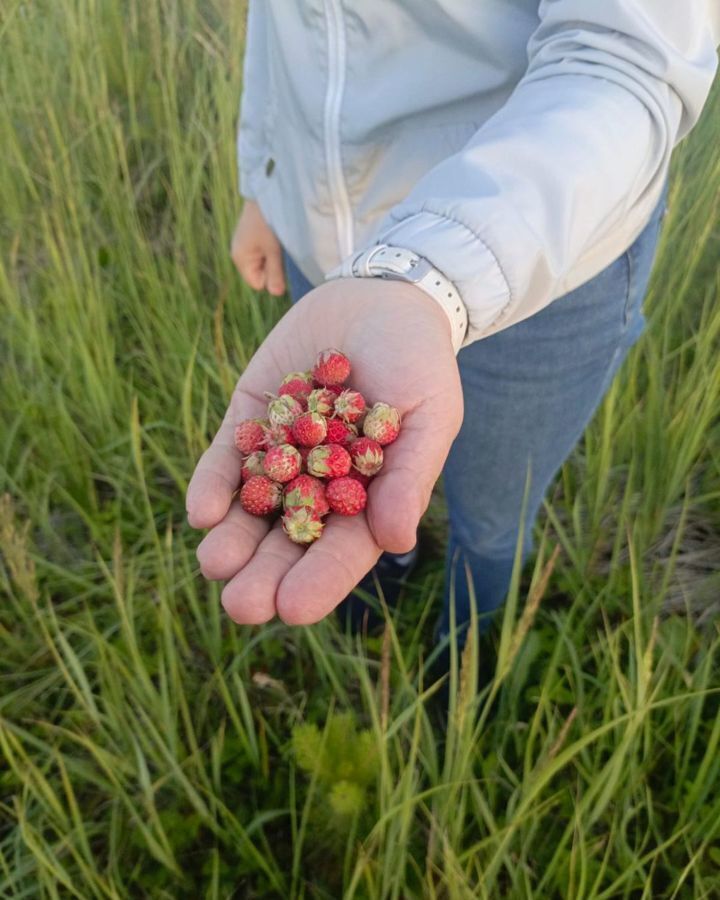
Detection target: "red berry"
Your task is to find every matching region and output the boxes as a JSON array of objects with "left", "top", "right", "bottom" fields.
[
  {"left": 334, "top": 389, "right": 366, "bottom": 424},
  {"left": 241, "top": 451, "right": 266, "bottom": 482},
  {"left": 307, "top": 387, "right": 337, "bottom": 417},
  {"left": 282, "top": 507, "right": 324, "bottom": 544},
  {"left": 324, "top": 418, "right": 357, "bottom": 447},
  {"left": 292, "top": 411, "right": 328, "bottom": 447},
  {"left": 234, "top": 418, "right": 268, "bottom": 454},
  {"left": 239, "top": 476, "right": 283, "bottom": 516},
  {"left": 350, "top": 437, "right": 384, "bottom": 476},
  {"left": 267, "top": 394, "right": 304, "bottom": 427},
  {"left": 312, "top": 348, "right": 351, "bottom": 386},
  {"left": 307, "top": 444, "right": 352, "bottom": 478},
  {"left": 284, "top": 474, "right": 330, "bottom": 517},
  {"left": 263, "top": 444, "right": 301, "bottom": 483},
  {"left": 362, "top": 403, "right": 401, "bottom": 446},
  {"left": 278, "top": 371, "right": 314, "bottom": 403},
  {"left": 326, "top": 476, "right": 367, "bottom": 516}
]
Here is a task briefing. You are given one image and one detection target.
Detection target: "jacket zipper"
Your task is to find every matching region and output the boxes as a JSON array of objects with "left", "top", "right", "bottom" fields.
[{"left": 322, "top": 0, "right": 354, "bottom": 259}]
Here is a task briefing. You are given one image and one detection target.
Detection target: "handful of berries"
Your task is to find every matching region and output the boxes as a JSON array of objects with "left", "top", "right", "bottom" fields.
[{"left": 234, "top": 349, "right": 401, "bottom": 545}]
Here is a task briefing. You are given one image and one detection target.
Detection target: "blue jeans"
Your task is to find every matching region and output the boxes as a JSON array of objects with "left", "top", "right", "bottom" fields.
[{"left": 282, "top": 188, "right": 668, "bottom": 645}]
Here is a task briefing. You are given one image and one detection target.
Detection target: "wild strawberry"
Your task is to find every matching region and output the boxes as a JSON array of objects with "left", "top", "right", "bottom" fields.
[
  {"left": 325, "top": 418, "right": 358, "bottom": 447},
  {"left": 234, "top": 418, "right": 268, "bottom": 454},
  {"left": 326, "top": 476, "right": 367, "bottom": 516},
  {"left": 350, "top": 437, "right": 384, "bottom": 476},
  {"left": 265, "top": 422, "right": 294, "bottom": 447},
  {"left": 239, "top": 475, "right": 283, "bottom": 516},
  {"left": 362, "top": 403, "right": 401, "bottom": 445},
  {"left": 282, "top": 507, "right": 324, "bottom": 544},
  {"left": 292, "top": 411, "right": 327, "bottom": 447},
  {"left": 307, "top": 387, "right": 337, "bottom": 417},
  {"left": 267, "top": 394, "right": 304, "bottom": 427},
  {"left": 263, "top": 444, "right": 301, "bottom": 483},
  {"left": 278, "top": 371, "right": 314, "bottom": 404},
  {"left": 312, "top": 348, "right": 351, "bottom": 386},
  {"left": 284, "top": 474, "right": 330, "bottom": 517},
  {"left": 346, "top": 469, "right": 371, "bottom": 489},
  {"left": 334, "top": 389, "right": 366, "bottom": 424},
  {"left": 307, "top": 444, "right": 352, "bottom": 478},
  {"left": 241, "top": 451, "right": 266, "bottom": 482}
]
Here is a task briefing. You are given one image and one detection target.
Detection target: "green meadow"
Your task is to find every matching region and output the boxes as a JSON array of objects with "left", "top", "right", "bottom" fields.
[{"left": 1, "top": 1, "right": 719, "bottom": 896}]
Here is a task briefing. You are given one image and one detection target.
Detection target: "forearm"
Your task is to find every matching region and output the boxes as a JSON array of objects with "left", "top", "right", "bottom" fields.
[{"left": 350, "top": 1, "right": 719, "bottom": 346}]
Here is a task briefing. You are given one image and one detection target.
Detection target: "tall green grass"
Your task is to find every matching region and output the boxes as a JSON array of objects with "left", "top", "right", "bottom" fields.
[{"left": 1, "top": 1, "right": 719, "bottom": 896}]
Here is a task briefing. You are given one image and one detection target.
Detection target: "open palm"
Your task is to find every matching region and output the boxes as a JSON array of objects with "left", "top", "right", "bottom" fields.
[{"left": 186, "top": 277, "right": 463, "bottom": 625}]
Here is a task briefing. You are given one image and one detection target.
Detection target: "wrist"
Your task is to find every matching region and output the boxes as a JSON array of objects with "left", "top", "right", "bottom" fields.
[
  {"left": 325, "top": 245, "right": 468, "bottom": 354},
  {"left": 311, "top": 276, "right": 456, "bottom": 351}
]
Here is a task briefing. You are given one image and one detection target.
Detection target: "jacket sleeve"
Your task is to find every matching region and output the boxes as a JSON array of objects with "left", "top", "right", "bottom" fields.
[
  {"left": 237, "top": 0, "right": 269, "bottom": 200},
  {"left": 358, "top": 0, "right": 719, "bottom": 347}
]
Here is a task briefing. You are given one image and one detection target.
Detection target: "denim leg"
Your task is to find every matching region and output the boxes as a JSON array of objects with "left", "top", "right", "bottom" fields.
[
  {"left": 283, "top": 250, "right": 316, "bottom": 304},
  {"left": 438, "top": 190, "right": 668, "bottom": 646}
]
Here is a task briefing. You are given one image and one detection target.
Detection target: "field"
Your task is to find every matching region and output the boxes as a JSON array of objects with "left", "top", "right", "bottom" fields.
[{"left": 1, "top": 1, "right": 719, "bottom": 897}]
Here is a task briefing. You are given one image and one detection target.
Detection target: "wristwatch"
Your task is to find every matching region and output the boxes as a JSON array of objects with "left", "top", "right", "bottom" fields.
[{"left": 325, "top": 244, "right": 468, "bottom": 353}]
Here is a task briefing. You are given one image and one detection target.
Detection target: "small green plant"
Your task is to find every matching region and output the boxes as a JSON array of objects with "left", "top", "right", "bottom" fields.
[{"left": 292, "top": 711, "right": 379, "bottom": 832}]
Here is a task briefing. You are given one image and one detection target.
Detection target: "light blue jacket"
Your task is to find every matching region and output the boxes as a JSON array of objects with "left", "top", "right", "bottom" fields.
[{"left": 238, "top": 1, "right": 719, "bottom": 346}]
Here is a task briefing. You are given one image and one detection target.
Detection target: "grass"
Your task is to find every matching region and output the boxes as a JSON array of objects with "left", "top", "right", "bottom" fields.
[{"left": 1, "top": 0, "right": 719, "bottom": 896}]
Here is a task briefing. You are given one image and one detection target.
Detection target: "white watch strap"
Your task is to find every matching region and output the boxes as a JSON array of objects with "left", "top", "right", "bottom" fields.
[{"left": 326, "top": 244, "right": 468, "bottom": 353}]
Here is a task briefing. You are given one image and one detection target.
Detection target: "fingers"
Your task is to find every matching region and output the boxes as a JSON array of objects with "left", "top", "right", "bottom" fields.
[
  {"left": 276, "top": 514, "right": 382, "bottom": 625},
  {"left": 366, "top": 394, "right": 463, "bottom": 553},
  {"left": 230, "top": 204, "right": 286, "bottom": 296},
  {"left": 264, "top": 247, "right": 286, "bottom": 297},
  {"left": 196, "top": 500, "right": 271, "bottom": 581},
  {"left": 233, "top": 243, "right": 285, "bottom": 295},
  {"left": 221, "top": 523, "right": 305, "bottom": 624},
  {"left": 237, "top": 249, "right": 267, "bottom": 291},
  {"left": 186, "top": 389, "right": 266, "bottom": 529}
]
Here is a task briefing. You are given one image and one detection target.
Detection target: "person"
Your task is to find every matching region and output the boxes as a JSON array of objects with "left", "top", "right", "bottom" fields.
[{"left": 187, "top": 2, "right": 719, "bottom": 657}]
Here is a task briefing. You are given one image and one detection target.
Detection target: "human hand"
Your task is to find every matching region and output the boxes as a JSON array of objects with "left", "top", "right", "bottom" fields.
[
  {"left": 230, "top": 198, "right": 286, "bottom": 296},
  {"left": 186, "top": 278, "right": 463, "bottom": 625}
]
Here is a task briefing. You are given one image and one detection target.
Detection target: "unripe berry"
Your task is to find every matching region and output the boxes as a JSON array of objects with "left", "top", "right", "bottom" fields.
[
  {"left": 267, "top": 394, "right": 303, "bottom": 427},
  {"left": 362, "top": 402, "right": 401, "bottom": 445}
]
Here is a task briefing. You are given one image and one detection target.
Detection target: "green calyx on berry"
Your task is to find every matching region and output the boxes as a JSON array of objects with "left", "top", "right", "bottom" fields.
[{"left": 282, "top": 507, "right": 324, "bottom": 544}]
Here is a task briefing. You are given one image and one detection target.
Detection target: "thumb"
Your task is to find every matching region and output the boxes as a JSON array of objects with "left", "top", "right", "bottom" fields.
[
  {"left": 265, "top": 244, "right": 287, "bottom": 297},
  {"left": 365, "top": 395, "right": 462, "bottom": 553},
  {"left": 239, "top": 250, "right": 267, "bottom": 291}
]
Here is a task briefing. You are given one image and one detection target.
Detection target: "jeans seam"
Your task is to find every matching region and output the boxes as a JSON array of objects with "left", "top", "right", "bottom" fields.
[{"left": 622, "top": 245, "right": 634, "bottom": 330}]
